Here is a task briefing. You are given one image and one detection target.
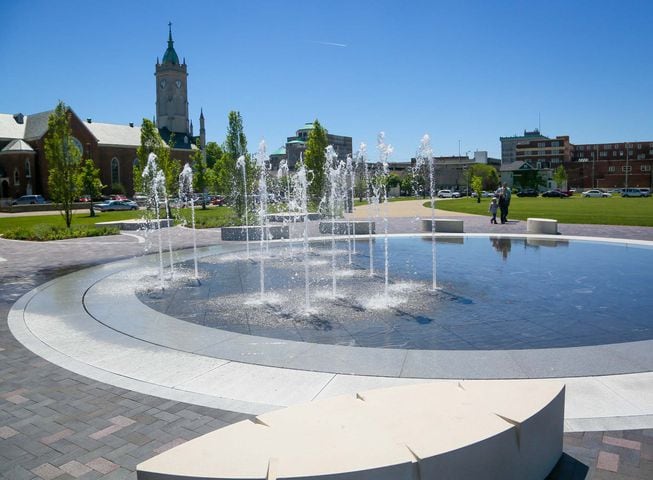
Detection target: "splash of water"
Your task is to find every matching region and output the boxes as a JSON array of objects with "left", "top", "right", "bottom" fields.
[
  {"left": 179, "top": 163, "right": 199, "bottom": 281},
  {"left": 294, "top": 157, "right": 311, "bottom": 311},
  {"left": 356, "top": 143, "right": 374, "bottom": 276},
  {"left": 256, "top": 140, "right": 270, "bottom": 297},
  {"left": 326, "top": 145, "right": 342, "bottom": 298},
  {"left": 236, "top": 155, "right": 250, "bottom": 259},
  {"left": 142, "top": 153, "right": 168, "bottom": 289},
  {"left": 415, "top": 134, "right": 438, "bottom": 290},
  {"left": 377, "top": 132, "right": 393, "bottom": 297}
]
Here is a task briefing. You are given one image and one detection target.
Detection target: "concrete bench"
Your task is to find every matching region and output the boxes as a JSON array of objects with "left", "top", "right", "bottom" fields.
[
  {"left": 319, "top": 220, "right": 375, "bottom": 235},
  {"left": 221, "top": 225, "right": 289, "bottom": 241},
  {"left": 95, "top": 218, "right": 173, "bottom": 231},
  {"left": 266, "top": 212, "right": 322, "bottom": 223},
  {"left": 138, "top": 381, "right": 565, "bottom": 480},
  {"left": 527, "top": 218, "right": 558, "bottom": 235},
  {"left": 421, "top": 218, "right": 464, "bottom": 233}
]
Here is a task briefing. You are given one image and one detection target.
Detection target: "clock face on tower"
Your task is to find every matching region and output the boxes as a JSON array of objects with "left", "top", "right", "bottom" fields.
[
  {"left": 159, "top": 79, "right": 167, "bottom": 89},
  {"left": 176, "top": 80, "right": 182, "bottom": 89}
]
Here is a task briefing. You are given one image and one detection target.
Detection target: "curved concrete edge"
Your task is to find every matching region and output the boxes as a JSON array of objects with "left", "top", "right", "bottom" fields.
[
  {"left": 136, "top": 381, "right": 564, "bottom": 480},
  {"left": 7, "top": 234, "right": 653, "bottom": 432}
]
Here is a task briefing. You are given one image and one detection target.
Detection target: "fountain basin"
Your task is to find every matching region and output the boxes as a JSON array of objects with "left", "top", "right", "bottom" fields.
[
  {"left": 319, "top": 220, "right": 375, "bottom": 235},
  {"left": 266, "top": 212, "right": 322, "bottom": 223},
  {"left": 221, "top": 225, "right": 289, "bottom": 241}
]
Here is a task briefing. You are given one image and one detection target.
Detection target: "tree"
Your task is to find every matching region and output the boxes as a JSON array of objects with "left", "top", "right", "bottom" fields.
[
  {"left": 134, "top": 119, "right": 180, "bottom": 216},
  {"left": 220, "top": 111, "right": 256, "bottom": 220},
  {"left": 205, "top": 141, "right": 223, "bottom": 170},
  {"left": 190, "top": 142, "right": 211, "bottom": 209},
  {"left": 304, "top": 120, "right": 329, "bottom": 200},
  {"left": 553, "top": 165, "right": 567, "bottom": 190},
  {"left": 400, "top": 174, "right": 413, "bottom": 196},
  {"left": 134, "top": 118, "right": 165, "bottom": 194},
  {"left": 514, "top": 170, "right": 546, "bottom": 190},
  {"left": 224, "top": 111, "right": 247, "bottom": 160},
  {"left": 463, "top": 164, "right": 500, "bottom": 192},
  {"left": 44, "top": 101, "right": 81, "bottom": 228},
  {"left": 76, "top": 159, "right": 104, "bottom": 217},
  {"left": 471, "top": 175, "right": 483, "bottom": 203}
]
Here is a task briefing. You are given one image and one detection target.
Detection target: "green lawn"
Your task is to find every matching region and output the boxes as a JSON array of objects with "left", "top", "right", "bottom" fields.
[
  {"left": 428, "top": 196, "right": 653, "bottom": 226},
  {"left": 0, "top": 206, "right": 239, "bottom": 235}
]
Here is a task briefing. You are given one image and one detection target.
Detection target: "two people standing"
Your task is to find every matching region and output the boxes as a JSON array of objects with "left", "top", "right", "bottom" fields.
[{"left": 491, "top": 183, "right": 511, "bottom": 224}]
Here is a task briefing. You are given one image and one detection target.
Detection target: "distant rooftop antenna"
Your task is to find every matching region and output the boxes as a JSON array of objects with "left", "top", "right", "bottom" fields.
[{"left": 538, "top": 112, "right": 541, "bottom": 133}]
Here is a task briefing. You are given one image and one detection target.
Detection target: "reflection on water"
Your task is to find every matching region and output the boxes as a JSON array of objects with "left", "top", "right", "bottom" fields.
[{"left": 491, "top": 237, "right": 512, "bottom": 260}]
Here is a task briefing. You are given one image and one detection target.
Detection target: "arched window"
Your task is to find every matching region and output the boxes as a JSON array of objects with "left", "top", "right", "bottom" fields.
[
  {"left": 111, "top": 158, "right": 120, "bottom": 185},
  {"left": 13, "top": 168, "right": 20, "bottom": 186},
  {"left": 24, "top": 160, "right": 31, "bottom": 178}
]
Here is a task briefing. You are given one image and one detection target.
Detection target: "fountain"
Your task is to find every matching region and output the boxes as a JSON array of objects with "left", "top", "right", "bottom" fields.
[
  {"left": 376, "top": 132, "right": 393, "bottom": 297},
  {"left": 256, "top": 140, "right": 270, "bottom": 296},
  {"left": 235, "top": 155, "right": 250, "bottom": 258},
  {"left": 141, "top": 153, "right": 169, "bottom": 289},
  {"left": 414, "top": 134, "right": 437, "bottom": 290},
  {"left": 179, "top": 163, "right": 199, "bottom": 282}
]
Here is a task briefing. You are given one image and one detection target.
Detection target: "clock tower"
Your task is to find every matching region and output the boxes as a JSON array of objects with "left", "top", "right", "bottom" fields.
[{"left": 155, "top": 23, "right": 189, "bottom": 136}]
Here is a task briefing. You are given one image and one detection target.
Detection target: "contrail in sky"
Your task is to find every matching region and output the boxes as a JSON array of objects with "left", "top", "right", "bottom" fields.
[{"left": 313, "top": 41, "right": 348, "bottom": 47}]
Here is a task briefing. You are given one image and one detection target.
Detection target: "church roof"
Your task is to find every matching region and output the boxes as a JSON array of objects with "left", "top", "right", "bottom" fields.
[
  {"left": 24, "top": 110, "right": 55, "bottom": 140},
  {"left": 162, "top": 23, "right": 180, "bottom": 65},
  {"left": 0, "top": 138, "right": 35, "bottom": 154},
  {"left": 85, "top": 121, "right": 142, "bottom": 147},
  {"left": 0, "top": 113, "right": 27, "bottom": 140}
]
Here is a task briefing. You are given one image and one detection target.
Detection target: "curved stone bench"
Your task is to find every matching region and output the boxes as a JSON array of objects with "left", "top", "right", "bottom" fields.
[
  {"left": 266, "top": 212, "right": 322, "bottom": 223},
  {"left": 319, "top": 220, "right": 375, "bottom": 235},
  {"left": 137, "top": 381, "right": 564, "bottom": 480},
  {"left": 527, "top": 218, "right": 558, "bottom": 235},
  {"left": 221, "top": 225, "right": 289, "bottom": 241},
  {"left": 421, "top": 218, "right": 464, "bottom": 233},
  {"left": 95, "top": 218, "right": 173, "bottom": 231}
]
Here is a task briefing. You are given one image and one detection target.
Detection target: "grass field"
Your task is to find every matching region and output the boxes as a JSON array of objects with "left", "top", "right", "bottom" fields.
[
  {"left": 429, "top": 195, "right": 653, "bottom": 226},
  {"left": 0, "top": 206, "right": 239, "bottom": 235}
]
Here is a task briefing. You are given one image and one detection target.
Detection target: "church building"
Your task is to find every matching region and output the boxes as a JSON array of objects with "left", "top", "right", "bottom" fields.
[{"left": 0, "top": 24, "right": 204, "bottom": 203}]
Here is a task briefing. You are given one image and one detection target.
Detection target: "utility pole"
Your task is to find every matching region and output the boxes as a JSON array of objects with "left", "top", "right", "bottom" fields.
[{"left": 592, "top": 144, "right": 596, "bottom": 188}]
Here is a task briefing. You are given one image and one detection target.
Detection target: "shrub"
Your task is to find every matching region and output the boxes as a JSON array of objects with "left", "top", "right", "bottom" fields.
[{"left": 2, "top": 224, "right": 119, "bottom": 241}]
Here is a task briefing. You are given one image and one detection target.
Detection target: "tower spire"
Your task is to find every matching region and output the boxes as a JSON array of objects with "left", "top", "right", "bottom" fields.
[{"left": 168, "top": 21, "right": 173, "bottom": 45}]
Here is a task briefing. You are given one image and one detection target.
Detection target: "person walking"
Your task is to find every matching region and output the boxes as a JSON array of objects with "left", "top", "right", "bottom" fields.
[
  {"left": 498, "top": 191, "right": 508, "bottom": 224},
  {"left": 502, "top": 183, "right": 512, "bottom": 221},
  {"left": 488, "top": 197, "right": 498, "bottom": 224}
]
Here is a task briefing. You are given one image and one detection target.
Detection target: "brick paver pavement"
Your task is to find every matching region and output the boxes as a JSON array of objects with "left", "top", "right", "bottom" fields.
[{"left": 2, "top": 214, "right": 653, "bottom": 479}]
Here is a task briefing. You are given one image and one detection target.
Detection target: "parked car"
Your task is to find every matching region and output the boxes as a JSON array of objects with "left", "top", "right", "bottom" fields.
[
  {"left": 471, "top": 191, "right": 494, "bottom": 198},
  {"left": 581, "top": 189, "right": 611, "bottom": 198},
  {"left": 621, "top": 188, "right": 644, "bottom": 198},
  {"left": 210, "top": 195, "right": 225, "bottom": 206},
  {"left": 516, "top": 188, "right": 539, "bottom": 197},
  {"left": 12, "top": 195, "right": 48, "bottom": 205},
  {"left": 78, "top": 196, "right": 92, "bottom": 202},
  {"left": 109, "top": 194, "right": 128, "bottom": 201},
  {"left": 437, "top": 189, "right": 460, "bottom": 198},
  {"left": 638, "top": 188, "right": 651, "bottom": 197},
  {"left": 541, "top": 190, "right": 568, "bottom": 198},
  {"left": 95, "top": 200, "right": 139, "bottom": 211}
]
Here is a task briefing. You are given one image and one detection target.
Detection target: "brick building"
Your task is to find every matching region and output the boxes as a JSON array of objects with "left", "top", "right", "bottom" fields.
[
  {"left": 501, "top": 129, "right": 653, "bottom": 190},
  {"left": 271, "top": 123, "right": 352, "bottom": 171},
  {"left": 0, "top": 25, "right": 201, "bottom": 203}
]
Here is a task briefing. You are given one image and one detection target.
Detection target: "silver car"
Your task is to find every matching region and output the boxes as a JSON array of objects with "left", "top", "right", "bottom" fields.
[
  {"left": 581, "top": 189, "right": 611, "bottom": 198},
  {"left": 95, "top": 200, "right": 139, "bottom": 211}
]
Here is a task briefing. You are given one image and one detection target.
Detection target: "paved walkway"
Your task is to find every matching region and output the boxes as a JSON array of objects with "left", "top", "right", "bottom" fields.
[{"left": 2, "top": 210, "right": 653, "bottom": 479}]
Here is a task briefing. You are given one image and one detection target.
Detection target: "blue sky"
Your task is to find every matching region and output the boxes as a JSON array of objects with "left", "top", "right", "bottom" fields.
[{"left": 1, "top": 0, "right": 652, "bottom": 160}]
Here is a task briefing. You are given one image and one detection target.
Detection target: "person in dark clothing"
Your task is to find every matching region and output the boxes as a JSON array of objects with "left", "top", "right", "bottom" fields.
[{"left": 498, "top": 192, "right": 508, "bottom": 224}]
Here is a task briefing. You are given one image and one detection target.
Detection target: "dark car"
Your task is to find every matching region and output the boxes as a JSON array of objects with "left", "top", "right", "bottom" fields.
[
  {"left": 516, "top": 188, "right": 538, "bottom": 197},
  {"left": 541, "top": 190, "right": 568, "bottom": 198}
]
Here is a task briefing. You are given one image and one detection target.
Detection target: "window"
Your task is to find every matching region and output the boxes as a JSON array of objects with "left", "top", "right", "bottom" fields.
[
  {"left": 641, "top": 165, "right": 652, "bottom": 172},
  {"left": 551, "top": 158, "right": 560, "bottom": 164},
  {"left": 608, "top": 166, "right": 616, "bottom": 173},
  {"left": 111, "top": 158, "right": 120, "bottom": 185},
  {"left": 637, "top": 154, "right": 646, "bottom": 160},
  {"left": 628, "top": 150, "right": 633, "bottom": 156},
  {"left": 622, "top": 165, "right": 632, "bottom": 173},
  {"left": 24, "top": 160, "right": 31, "bottom": 178},
  {"left": 13, "top": 168, "right": 19, "bottom": 186},
  {"left": 538, "top": 142, "right": 546, "bottom": 148},
  {"left": 637, "top": 144, "right": 642, "bottom": 149},
  {"left": 600, "top": 151, "right": 608, "bottom": 158},
  {"left": 552, "top": 141, "right": 560, "bottom": 147},
  {"left": 536, "top": 161, "right": 542, "bottom": 169}
]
